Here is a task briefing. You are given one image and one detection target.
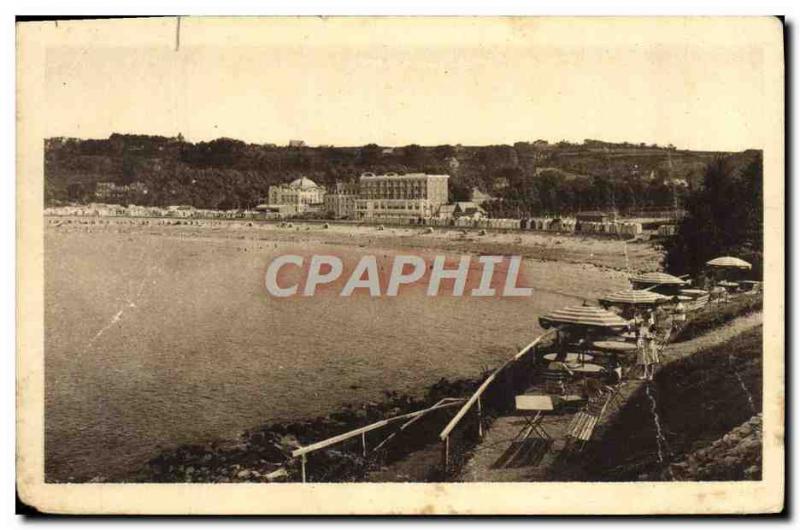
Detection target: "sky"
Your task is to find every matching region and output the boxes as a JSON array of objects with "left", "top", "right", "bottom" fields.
[{"left": 39, "top": 17, "right": 776, "bottom": 151}]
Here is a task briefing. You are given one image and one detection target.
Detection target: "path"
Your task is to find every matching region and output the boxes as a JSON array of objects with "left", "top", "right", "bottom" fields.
[{"left": 457, "top": 310, "right": 763, "bottom": 482}]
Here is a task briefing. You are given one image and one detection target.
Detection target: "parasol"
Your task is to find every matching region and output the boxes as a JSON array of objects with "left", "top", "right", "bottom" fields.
[
  {"left": 539, "top": 305, "right": 630, "bottom": 330},
  {"left": 599, "top": 289, "right": 669, "bottom": 306},
  {"left": 629, "top": 272, "right": 688, "bottom": 286},
  {"left": 706, "top": 256, "right": 752, "bottom": 269}
]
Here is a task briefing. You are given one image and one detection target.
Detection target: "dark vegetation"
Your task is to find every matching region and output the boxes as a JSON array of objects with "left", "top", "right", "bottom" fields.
[
  {"left": 580, "top": 326, "right": 763, "bottom": 481},
  {"left": 672, "top": 293, "right": 763, "bottom": 342},
  {"left": 46, "top": 134, "right": 733, "bottom": 215},
  {"left": 663, "top": 151, "right": 764, "bottom": 278}
]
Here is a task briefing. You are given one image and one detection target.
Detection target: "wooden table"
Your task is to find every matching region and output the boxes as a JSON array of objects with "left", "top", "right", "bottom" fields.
[
  {"left": 566, "top": 363, "right": 606, "bottom": 374},
  {"left": 514, "top": 395, "right": 554, "bottom": 441},
  {"left": 543, "top": 352, "right": 594, "bottom": 363},
  {"left": 592, "top": 341, "right": 637, "bottom": 353}
]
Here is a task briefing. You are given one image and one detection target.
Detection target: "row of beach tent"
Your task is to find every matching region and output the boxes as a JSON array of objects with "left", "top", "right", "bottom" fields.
[{"left": 411, "top": 216, "right": 643, "bottom": 235}]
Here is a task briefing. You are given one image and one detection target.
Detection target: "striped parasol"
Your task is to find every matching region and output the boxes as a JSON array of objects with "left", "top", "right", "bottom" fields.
[
  {"left": 706, "top": 256, "right": 752, "bottom": 269},
  {"left": 629, "top": 272, "right": 688, "bottom": 286},
  {"left": 599, "top": 289, "right": 669, "bottom": 306},
  {"left": 539, "top": 305, "right": 630, "bottom": 330}
]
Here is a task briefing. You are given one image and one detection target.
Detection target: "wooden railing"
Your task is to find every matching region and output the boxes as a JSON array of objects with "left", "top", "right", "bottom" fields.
[
  {"left": 289, "top": 329, "right": 556, "bottom": 482},
  {"left": 291, "top": 397, "right": 465, "bottom": 482},
  {"left": 438, "top": 329, "right": 556, "bottom": 475}
]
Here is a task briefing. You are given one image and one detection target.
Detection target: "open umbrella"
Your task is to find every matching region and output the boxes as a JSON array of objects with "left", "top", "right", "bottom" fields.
[
  {"left": 539, "top": 305, "right": 630, "bottom": 330},
  {"left": 706, "top": 256, "right": 752, "bottom": 269},
  {"left": 629, "top": 272, "right": 688, "bottom": 286},
  {"left": 599, "top": 289, "right": 669, "bottom": 306}
]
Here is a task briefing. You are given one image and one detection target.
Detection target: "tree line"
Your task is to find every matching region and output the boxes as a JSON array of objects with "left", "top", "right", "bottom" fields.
[
  {"left": 46, "top": 133, "right": 721, "bottom": 213},
  {"left": 663, "top": 151, "right": 763, "bottom": 279}
]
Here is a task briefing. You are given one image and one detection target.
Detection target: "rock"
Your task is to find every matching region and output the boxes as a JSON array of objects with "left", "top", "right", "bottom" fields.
[
  {"left": 278, "top": 434, "right": 301, "bottom": 450},
  {"left": 265, "top": 468, "right": 289, "bottom": 481},
  {"left": 736, "top": 437, "right": 761, "bottom": 454}
]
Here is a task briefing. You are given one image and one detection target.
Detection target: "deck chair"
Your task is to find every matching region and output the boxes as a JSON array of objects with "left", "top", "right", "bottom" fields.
[
  {"left": 564, "top": 384, "right": 619, "bottom": 452},
  {"left": 564, "top": 411, "right": 599, "bottom": 452}
]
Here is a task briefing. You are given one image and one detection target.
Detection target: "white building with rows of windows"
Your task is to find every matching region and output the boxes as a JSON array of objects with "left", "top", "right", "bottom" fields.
[{"left": 354, "top": 172, "right": 449, "bottom": 221}]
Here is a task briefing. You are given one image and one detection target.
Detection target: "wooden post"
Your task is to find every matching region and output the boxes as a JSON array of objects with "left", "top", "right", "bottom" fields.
[
  {"left": 301, "top": 454, "right": 307, "bottom": 483},
  {"left": 361, "top": 432, "right": 367, "bottom": 457},
  {"left": 476, "top": 396, "right": 483, "bottom": 438},
  {"left": 442, "top": 436, "right": 450, "bottom": 477}
]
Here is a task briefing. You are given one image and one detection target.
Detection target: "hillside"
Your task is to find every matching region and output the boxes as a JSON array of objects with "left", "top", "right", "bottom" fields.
[
  {"left": 45, "top": 134, "right": 748, "bottom": 215},
  {"left": 580, "top": 324, "right": 763, "bottom": 481}
]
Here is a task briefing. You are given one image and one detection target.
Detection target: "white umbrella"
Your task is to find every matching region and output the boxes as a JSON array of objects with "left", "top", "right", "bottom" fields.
[
  {"left": 539, "top": 305, "right": 630, "bottom": 330},
  {"left": 599, "top": 289, "right": 669, "bottom": 306},
  {"left": 706, "top": 256, "right": 752, "bottom": 270},
  {"left": 629, "top": 272, "right": 688, "bottom": 286}
]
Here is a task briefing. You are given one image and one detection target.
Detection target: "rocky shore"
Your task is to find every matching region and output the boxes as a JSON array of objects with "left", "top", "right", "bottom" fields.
[{"left": 125, "top": 377, "right": 480, "bottom": 483}]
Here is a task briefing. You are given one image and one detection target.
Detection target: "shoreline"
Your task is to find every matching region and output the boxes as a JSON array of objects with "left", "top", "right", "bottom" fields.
[{"left": 46, "top": 215, "right": 664, "bottom": 273}]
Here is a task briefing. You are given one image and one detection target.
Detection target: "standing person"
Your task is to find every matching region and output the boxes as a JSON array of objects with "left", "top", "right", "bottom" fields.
[
  {"left": 645, "top": 324, "right": 660, "bottom": 381},
  {"left": 636, "top": 320, "right": 651, "bottom": 380},
  {"left": 633, "top": 309, "right": 643, "bottom": 330},
  {"left": 673, "top": 297, "right": 687, "bottom": 329},
  {"left": 654, "top": 303, "right": 672, "bottom": 345}
]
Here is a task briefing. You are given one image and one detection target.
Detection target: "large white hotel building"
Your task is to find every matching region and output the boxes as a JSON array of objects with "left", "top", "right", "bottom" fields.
[{"left": 354, "top": 172, "right": 450, "bottom": 221}]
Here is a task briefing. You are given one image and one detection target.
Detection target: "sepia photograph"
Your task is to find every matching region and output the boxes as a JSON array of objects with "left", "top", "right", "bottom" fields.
[{"left": 16, "top": 16, "right": 784, "bottom": 515}]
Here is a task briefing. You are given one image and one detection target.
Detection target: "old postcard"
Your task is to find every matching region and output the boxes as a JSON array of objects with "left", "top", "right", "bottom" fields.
[{"left": 16, "top": 16, "right": 784, "bottom": 514}]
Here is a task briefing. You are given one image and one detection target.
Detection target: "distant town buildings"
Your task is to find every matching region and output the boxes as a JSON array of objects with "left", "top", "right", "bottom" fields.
[
  {"left": 323, "top": 182, "right": 360, "bottom": 219},
  {"left": 576, "top": 211, "right": 618, "bottom": 224},
  {"left": 437, "top": 201, "right": 486, "bottom": 220},
  {"left": 95, "top": 181, "right": 148, "bottom": 201},
  {"left": 267, "top": 177, "right": 326, "bottom": 214},
  {"left": 355, "top": 172, "right": 449, "bottom": 221},
  {"left": 288, "top": 140, "right": 306, "bottom": 148},
  {"left": 470, "top": 188, "right": 493, "bottom": 206}
]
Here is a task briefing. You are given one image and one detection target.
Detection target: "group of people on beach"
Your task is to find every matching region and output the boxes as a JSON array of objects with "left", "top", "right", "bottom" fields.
[{"left": 622, "top": 299, "right": 687, "bottom": 381}]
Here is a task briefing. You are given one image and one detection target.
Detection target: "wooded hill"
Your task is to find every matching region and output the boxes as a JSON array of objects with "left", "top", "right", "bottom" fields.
[{"left": 45, "top": 134, "right": 751, "bottom": 216}]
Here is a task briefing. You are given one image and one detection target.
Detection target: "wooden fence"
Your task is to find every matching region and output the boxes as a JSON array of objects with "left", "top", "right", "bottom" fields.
[
  {"left": 290, "top": 397, "right": 465, "bottom": 482},
  {"left": 438, "top": 329, "right": 556, "bottom": 476},
  {"left": 288, "top": 330, "right": 556, "bottom": 482}
]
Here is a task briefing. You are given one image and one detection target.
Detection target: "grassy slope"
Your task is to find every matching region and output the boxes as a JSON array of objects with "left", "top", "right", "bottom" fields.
[{"left": 581, "top": 326, "right": 762, "bottom": 481}]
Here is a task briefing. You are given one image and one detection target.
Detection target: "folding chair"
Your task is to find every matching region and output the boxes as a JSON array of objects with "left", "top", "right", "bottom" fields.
[
  {"left": 565, "top": 411, "right": 599, "bottom": 452},
  {"left": 564, "top": 385, "right": 619, "bottom": 452}
]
